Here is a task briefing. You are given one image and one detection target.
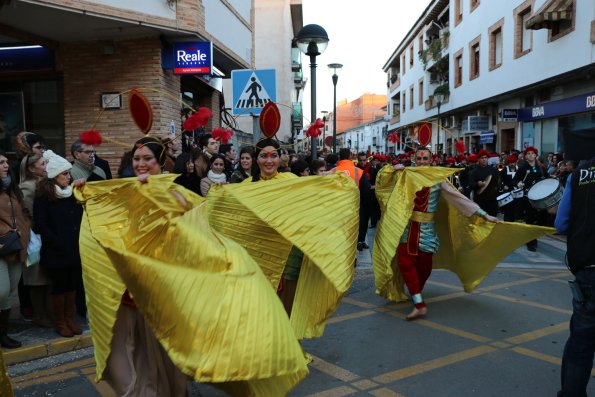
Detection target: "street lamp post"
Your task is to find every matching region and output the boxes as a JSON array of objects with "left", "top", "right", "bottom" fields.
[
  {"left": 434, "top": 92, "right": 445, "bottom": 156},
  {"left": 296, "top": 24, "right": 329, "bottom": 160},
  {"left": 328, "top": 63, "right": 343, "bottom": 153}
]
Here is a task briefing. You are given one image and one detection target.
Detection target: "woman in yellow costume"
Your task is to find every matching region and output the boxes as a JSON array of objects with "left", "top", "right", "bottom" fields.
[
  {"left": 77, "top": 135, "right": 360, "bottom": 396},
  {"left": 373, "top": 146, "right": 554, "bottom": 316}
]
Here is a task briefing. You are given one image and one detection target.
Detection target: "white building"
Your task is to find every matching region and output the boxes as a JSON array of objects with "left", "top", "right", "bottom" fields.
[
  {"left": 223, "top": 0, "right": 304, "bottom": 146},
  {"left": 341, "top": 118, "right": 389, "bottom": 155},
  {"left": 383, "top": 0, "right": 595, "bottom": 161}
]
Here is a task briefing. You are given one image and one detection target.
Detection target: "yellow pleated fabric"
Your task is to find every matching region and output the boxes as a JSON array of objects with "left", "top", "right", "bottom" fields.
[
  {"left": 373, "top": 166, "right": 555, "bottom": 302},
  {"left": 207, "top": 172, "right": 360, "bottom": 338},
  {"left": 75, "top": 175, "right": 310, "bottom": 396},
  {"left": 0, "top": 350, "right": 13, "bottom": 397}
]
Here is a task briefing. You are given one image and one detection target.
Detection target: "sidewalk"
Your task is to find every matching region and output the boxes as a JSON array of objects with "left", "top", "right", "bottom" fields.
[{"left": 3, "top": 309, "right": 92, "bottom": 366}]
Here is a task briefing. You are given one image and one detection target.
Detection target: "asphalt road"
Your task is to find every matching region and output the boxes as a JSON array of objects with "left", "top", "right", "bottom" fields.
[{"left": 8, "top": 234, "right": 586, "bottom": 397}]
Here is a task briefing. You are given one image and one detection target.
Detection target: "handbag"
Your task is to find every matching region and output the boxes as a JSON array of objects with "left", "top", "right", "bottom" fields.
[
  {"left": 26, "top": 229, "right": 42, "bottom": 267},
  {"left": 0, "top": 195, "right": 23, "bottom": 257}
]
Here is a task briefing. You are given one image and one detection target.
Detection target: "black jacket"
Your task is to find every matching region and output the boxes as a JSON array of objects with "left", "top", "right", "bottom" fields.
[{"left": 33, "top": 194, "right": 83, "bottom": 269}]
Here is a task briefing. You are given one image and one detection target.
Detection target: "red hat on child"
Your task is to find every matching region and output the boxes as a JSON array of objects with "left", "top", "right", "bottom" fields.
[
  {"left": 506, "top": 154, "right": 518, "bottom": 164},
  {"left": 477, "top": 149, "right": 490, "bottom": 158}
]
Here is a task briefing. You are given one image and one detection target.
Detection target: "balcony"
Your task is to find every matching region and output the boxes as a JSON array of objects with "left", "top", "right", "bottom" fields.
[
  {"left": 390, "top": 114, "right": 401, "bottom": 124},
  {"left": 291, "top": 48, "right": 301, "bottom": 72},
  {"left": 293, "top": 70, "right": 303, "bottom": 84},
  {"left": 424, "top": 94, "right": 450, "bottom": 111}
]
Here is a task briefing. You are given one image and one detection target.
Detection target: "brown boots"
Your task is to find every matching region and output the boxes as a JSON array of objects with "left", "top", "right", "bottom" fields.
[{"left": 51, "top": 292, "right": 82, "bottom": 338}]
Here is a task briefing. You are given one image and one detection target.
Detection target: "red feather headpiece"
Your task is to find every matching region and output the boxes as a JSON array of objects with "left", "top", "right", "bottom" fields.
[
  {"left": 305, "top": 118, "right": 325, "bottom": 138},
  {"left": 183, "top": 107, "right": 213, "bottom": 131},
  {"left": 455, "top": 140, "right": 466, "bottom": 155},
  {"left": 80, "top": 130, "right": 103, "bottom": 145},
  {"left": 212, "top": 127, "right": 234, "bottom": 144}
]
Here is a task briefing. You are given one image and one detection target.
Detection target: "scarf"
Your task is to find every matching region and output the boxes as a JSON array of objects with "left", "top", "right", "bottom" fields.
[
  {"left": 1, "top": 175, "right": 11, "bottom": 188},
  {"left": 207, "top": 170, "right": 227, "bottom": 184},
  {"left": 55, "top": 184, "right": 73, "bottom": 198}
]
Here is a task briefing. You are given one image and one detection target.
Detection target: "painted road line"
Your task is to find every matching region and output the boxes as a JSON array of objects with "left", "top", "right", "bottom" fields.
[
  {"left": 482, "top": 292, "right": 572, "bottom": 315},
  {"left": 327, "top": 310, "right": 377, "bottom": 325},
  {"left": 477, "top": 277, "right": 542, "bottom": 292},
  {"left": 504, "top": 322, "right": 568, "bottom": 345},
  {"left": 11, "top": 356, "right": 95, "bottom": 385},
  {"left": 341, "top": 297, "right": 380, "bottom": 309},
  {"left": 385, "top": 311, "right": 492, "bottom": 343},
  {"left": 309, "top": 355, "right": 361, "bottom": 382},
  {"left": 13, "top": 370, "right": 79, "bottom": 389},
  {"left": 373, "top": 346, "right": 497, "bottom": 383},
  {"left": 510, "top": 346, "right": 561, "bottom": 366},
  {"left": 497, "top": 263, "right": 566, "bottom": 269},
  {"left": 368, "top": 388, "right": 407, "bottom": 397}
]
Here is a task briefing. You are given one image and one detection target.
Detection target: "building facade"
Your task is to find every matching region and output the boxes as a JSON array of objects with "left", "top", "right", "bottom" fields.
[
  {"left": 0, "top": 0, "right": 254, "bottom": 168},
  {"left": 383, "top": 0, "right": 595, "bottom": 160},
  {"left": 222, "top": 0, "right": 304, "bottom": 147}
]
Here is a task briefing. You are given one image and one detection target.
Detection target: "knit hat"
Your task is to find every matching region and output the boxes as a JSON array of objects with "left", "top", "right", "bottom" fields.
[
  {"left": 43, "top": 150, "right": 72, "bottom": 179},
  {"left": 132, "top": 136, "right": 166, "bottom": 166}
]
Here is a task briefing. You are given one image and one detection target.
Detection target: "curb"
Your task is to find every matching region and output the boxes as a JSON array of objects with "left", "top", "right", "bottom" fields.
[{"left": 3, "top": 333, "right": 93, "bottom": 366}]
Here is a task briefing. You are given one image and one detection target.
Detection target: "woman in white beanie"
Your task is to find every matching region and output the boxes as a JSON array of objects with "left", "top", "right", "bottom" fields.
[{"left": 33, "top": 150, "right": 84, "bottom": 338}]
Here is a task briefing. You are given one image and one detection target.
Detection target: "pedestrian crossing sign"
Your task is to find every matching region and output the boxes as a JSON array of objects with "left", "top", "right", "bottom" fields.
[{"left": 231, "top": 69, "right": 276, "bottom": 116}]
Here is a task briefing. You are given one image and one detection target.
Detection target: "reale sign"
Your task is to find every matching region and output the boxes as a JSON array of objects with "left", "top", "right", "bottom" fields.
[{"left": 173, "top": 42, "right": 212, "bottom": 75}]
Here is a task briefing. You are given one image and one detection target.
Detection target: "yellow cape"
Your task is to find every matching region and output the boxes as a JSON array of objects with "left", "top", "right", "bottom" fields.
[
  {"left": 0, "top": 350, "right": 13, "bottom": 397},
  {"left": 75, "top": 172, "right": 359, "bottom": 396},
  {"left": 373, "top": 166, "right": 555, "bottom": 302},
  {"left": 207, "top": 172, "right": 359, "bottom": 338}
]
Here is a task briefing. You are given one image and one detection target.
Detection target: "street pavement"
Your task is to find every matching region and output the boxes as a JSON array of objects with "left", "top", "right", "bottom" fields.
[{"left": 5, "top": 230, "right": 590, "bottom": 397}]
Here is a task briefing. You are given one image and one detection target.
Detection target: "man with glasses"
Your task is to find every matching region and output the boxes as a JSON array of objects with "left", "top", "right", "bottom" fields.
[
  {"left": 70, "top": 140, "right": 106, "bottom": 182},
  {"left": 384, "top": 146, "right": 498, "bottom": 320}
]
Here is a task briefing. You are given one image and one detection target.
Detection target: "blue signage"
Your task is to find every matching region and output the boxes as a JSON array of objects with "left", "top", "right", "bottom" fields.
[
  {"left": 173, "top": 42, "right": 212, "bottom": 75},
  {"left": 231, "top": 69, "right": 277, "bottom": 116},
  {"left": 501, "top": 109, "right": 518, "bottom": 121},
  {"left": 479, "top": 130, "right": 495, "bottom": 144},
  {"left": 0, "top": 46, "right": 54, "bottom": 73},
  {"left": 518, "top": 92, "right": 595, "bottom": 121}
]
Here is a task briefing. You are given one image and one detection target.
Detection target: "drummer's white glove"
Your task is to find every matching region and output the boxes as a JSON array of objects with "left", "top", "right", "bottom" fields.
[{"left": 517, "top": 182, "right": 524, "bottom": 189}]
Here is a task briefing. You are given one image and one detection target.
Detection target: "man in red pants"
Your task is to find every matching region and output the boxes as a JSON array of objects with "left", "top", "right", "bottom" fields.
[{"left": 394, "top": 147, "right": 499, "bottom": 320}]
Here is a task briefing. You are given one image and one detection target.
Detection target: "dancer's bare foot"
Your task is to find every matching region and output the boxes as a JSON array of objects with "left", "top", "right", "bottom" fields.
[{"left": 405, "top": 306, "right": 427, "bottom": 321}]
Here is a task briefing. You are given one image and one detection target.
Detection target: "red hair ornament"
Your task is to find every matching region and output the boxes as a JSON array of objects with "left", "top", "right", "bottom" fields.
[
  {"left": 306, "top": 118, "right": 324, "bottom": 138},
  {"left": 259, "top": 102, "right": 281, "bottom": 139},
  {"left": 183, "top": 108, "right": 213, "bottom": 131},
  {"left": 129, "top": 89, "right": 153, "bottom": 134},
  {"left": 212, "top": 127, "right": 234, "bottom": 144},
  {"left": 80, "top": 130, "right": 103, "bottom": 145}
]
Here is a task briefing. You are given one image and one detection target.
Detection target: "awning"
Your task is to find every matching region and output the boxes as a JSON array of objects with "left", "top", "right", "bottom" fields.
[{"left": 525, "top": 0, "right": 573, "bottom": 30}]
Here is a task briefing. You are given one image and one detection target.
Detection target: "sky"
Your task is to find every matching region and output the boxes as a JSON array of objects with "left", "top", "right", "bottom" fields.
[{"left": 300, "top": 0, "right": 432, "bottom": 122}]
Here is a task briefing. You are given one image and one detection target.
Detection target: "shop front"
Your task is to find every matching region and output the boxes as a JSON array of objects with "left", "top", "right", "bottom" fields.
[{"left": 518, "top": 91, "right": 595, "bottom": 161}]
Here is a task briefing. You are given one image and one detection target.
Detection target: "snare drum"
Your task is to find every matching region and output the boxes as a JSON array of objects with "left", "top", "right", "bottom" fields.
[
  {"left": 527, "top": 179, "right": 563, "bottom": 210},
  {"left": 497, "top": 192, "right": 513, "bottom": 208},
  {"left": 511, "top": 188, "right": 524, "bottom": 199}
]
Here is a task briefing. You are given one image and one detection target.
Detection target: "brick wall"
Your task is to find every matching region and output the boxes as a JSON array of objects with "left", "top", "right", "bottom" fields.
[{"left": 59, "top": 37, "right": 180, "bottom": 175}]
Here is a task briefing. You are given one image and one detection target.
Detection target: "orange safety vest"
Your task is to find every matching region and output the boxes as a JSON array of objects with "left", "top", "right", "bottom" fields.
[{"left": 330, "top": 160, "right": 363, "bottom": 187}]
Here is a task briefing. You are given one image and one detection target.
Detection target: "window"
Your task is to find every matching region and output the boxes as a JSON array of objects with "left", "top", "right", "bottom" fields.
[
  {"left": 409, "top": 45, "right": 414, "bottom": 67},
  {"left": 514, "top": 0, "right": 533, "bottom": 59},
  {"left": 471, "top": 43, "right": 480, "bottom": 79},
  {"left": 402, "top": 91, "right": 406, "bottom": 113},
  {"left": 455, "top": 0, "right": 463, "bottom": 26},
  {"left": 454, "top": 49, "right": 463, "bottom": 88},
  {"left": 392, "top": 102, "right": 399, "bottom": 115},
  {"left": 402, "top": 54, "right": 406, "bottom": 74},
  {"left": 549, "top": 0, "right": 575, "bottom": 42},
  {"left": 470, "top": 0, "right": 480, "bottom": 12},
  {"left": 419, "top": 78, "right": 424, "bottom": 106},
  {"left": 418, "top": 34, "right": 424, "bottom": 56},
  {"left": 489, "top": 19, "right": 504, "bottom": 70},
  {"left": 409, "top": 85, "right": 414, "bottom": 109}
]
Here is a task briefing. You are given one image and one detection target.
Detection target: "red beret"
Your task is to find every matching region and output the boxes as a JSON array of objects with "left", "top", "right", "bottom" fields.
[
  {"left": 457, "top": 154, "right": 466, "bottom": 162},
  {"left": 489, "top": 153, "right": 499, "bottom": 158},
  {"left": 477, "top": 149, "right": 490, "bottom": 158},
  {"left": 506, "top": 154, "right": 518, "bottom": 164},
  {"left": 392, "top": 159, "right": 398, "bottom": 165},
  {"left": 468, "top": 154, "right": 478, "bottom": 162},
  {"left": 446, "top": 157, "right": 456, "bottom": 164},
  {"left": 524, "top": 146, "right": 538, "bottom": 155}
]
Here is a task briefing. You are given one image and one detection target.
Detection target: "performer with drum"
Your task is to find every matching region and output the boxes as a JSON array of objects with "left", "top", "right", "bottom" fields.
[
  {"left": 513, "top": 146, "right": 548, "bottom": 251},
  {"left": 469, "top": 150, "right": 500, "bottom": 217},
  {"left": 500, "top": 154, "right": 519, "bottom": 222}
]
